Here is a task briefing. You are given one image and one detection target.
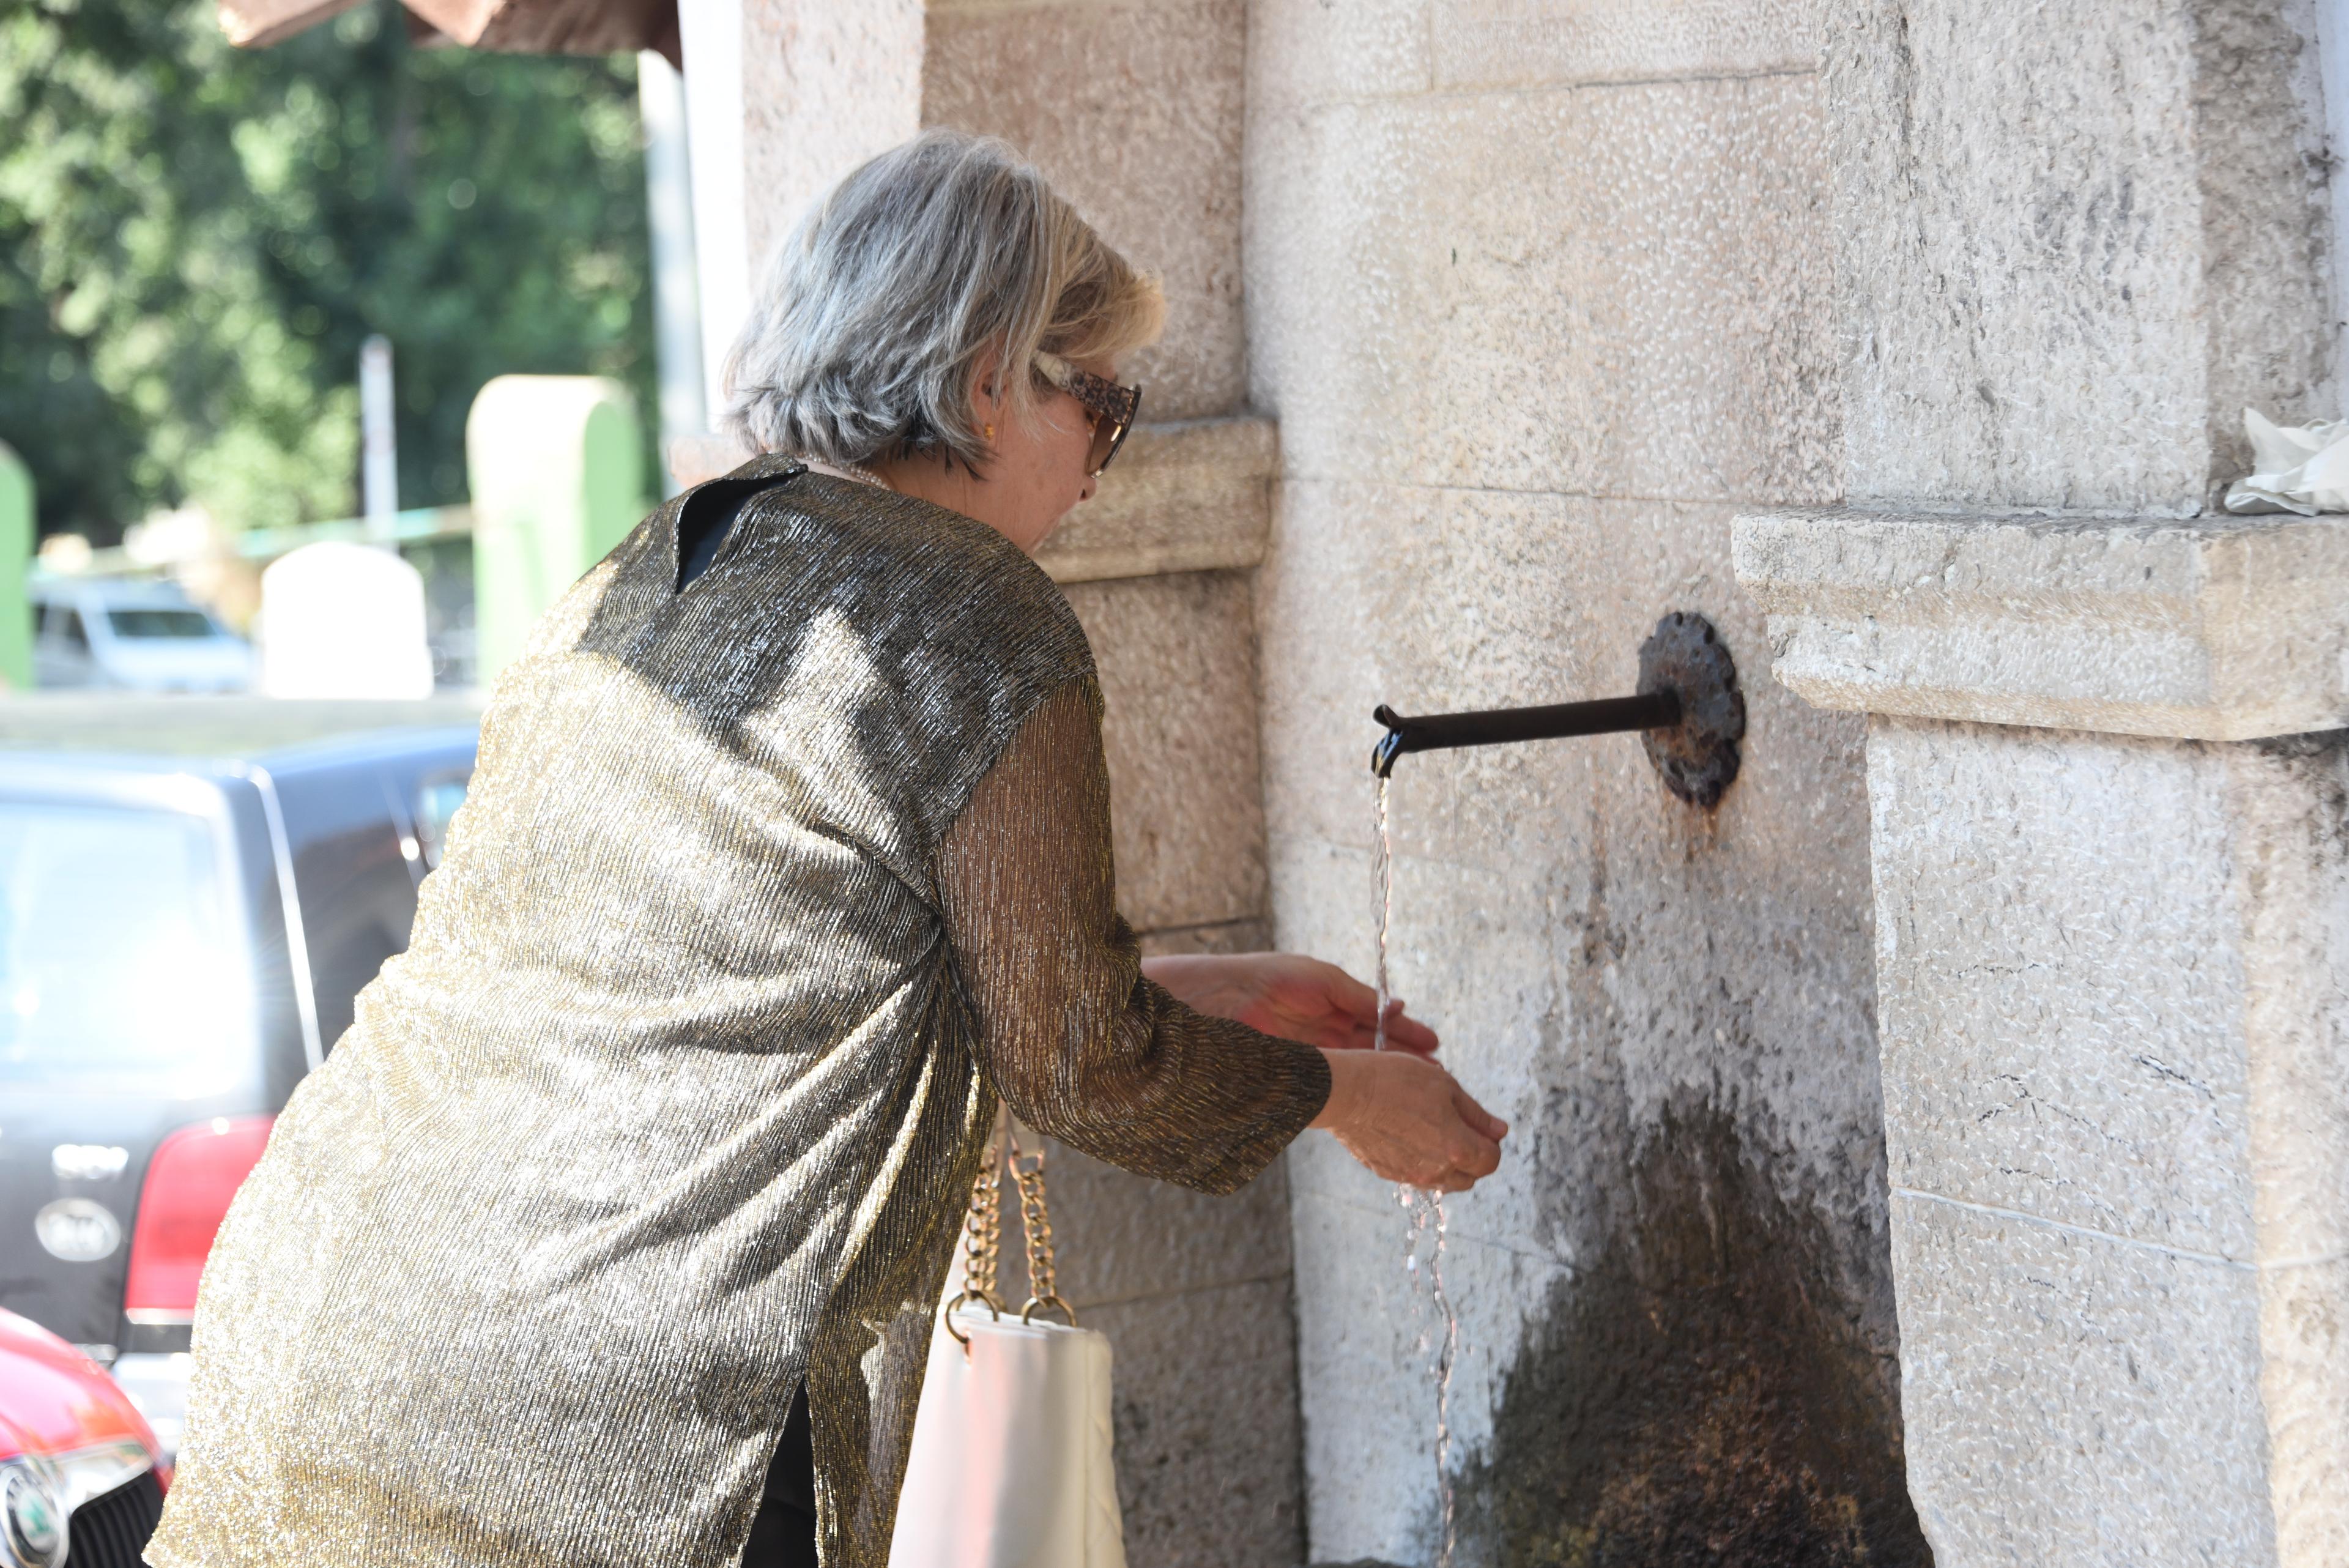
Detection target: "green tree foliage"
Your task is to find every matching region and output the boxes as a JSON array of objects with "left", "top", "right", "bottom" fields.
[{"left": 0, "top": 0, "right": 653, "bottom": 541}]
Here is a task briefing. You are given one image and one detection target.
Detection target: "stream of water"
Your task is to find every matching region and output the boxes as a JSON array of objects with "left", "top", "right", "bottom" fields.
[{"left": 1372, "top": 776, "right": 1460, "bottom": 1568}]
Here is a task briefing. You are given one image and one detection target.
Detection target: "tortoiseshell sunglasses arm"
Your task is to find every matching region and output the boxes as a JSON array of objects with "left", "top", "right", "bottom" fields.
[{"left": 1033, "top": 352, "right": 1141, "bottom": 475}]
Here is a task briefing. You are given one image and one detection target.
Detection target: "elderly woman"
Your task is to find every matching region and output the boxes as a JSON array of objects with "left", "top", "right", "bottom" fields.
[{"left": 148, "top": 130, "right": 1505, "bottom": 1568}]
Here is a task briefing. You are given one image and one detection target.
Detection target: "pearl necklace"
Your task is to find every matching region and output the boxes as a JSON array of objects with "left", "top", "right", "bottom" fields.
[{"left": 803, "top": 458, "right": 892, "bottom": 492}]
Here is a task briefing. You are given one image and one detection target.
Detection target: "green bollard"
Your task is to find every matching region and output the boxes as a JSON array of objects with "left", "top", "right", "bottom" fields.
[
  {"left": 465, "top": 376, "right": 648, "bottom": 686},
  {"left": 0, "top": 444, "right": 33, "bottom": 691}
]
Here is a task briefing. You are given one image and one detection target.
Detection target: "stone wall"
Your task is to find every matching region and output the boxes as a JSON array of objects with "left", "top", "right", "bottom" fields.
[
  {"left": 1734, "top": 0, "right": 2348, "bottom": 1562},
  {"left": 1242, "top": 3, "right": 1926, "bottom": 1562}
]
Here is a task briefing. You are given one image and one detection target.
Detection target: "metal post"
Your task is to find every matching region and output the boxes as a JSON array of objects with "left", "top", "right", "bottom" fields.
[
  {"left": 639, "top": 50, "right": 706, "bottom": 496},
  {"left": 360, "top": 335, "right": 398, "bottom": 543}
]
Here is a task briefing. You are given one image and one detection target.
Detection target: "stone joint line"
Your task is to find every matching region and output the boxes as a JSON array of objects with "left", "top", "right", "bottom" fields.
[{"left": 1892, "top": 1187, "right": 2349, "bottom": 1273}]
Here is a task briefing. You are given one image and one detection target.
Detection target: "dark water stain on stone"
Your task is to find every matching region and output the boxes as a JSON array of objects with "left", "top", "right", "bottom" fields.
[{"left": 1452, "top": 1106, "right": 1931, "bottom": 1568}]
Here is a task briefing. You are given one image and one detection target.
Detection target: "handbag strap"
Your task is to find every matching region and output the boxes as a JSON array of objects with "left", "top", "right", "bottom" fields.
[
  {"left": 944, "top": 1105, "right": 1076, "bottom": 1344},
  {"left": 1004, "top": 1121, "right": 1074, "bottom": 1326}
]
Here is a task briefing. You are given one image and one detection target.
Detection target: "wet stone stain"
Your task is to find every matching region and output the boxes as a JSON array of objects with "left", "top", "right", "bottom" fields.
[{"left": 1447, "top": 1107, "right": 1931, "bottom": 1568}]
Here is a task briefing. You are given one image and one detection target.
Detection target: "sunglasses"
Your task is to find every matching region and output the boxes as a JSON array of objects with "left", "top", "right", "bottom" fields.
[{"left": 1033, "top": 352, "right": 1141, "bottom": 477}]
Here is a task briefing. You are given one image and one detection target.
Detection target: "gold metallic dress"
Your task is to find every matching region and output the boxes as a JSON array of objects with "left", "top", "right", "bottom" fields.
[{"left": 146, "top": 459, "right": 1331, "bottom": 1568}]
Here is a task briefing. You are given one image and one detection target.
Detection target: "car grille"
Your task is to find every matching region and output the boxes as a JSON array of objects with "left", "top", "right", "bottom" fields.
[{"left": 64, "top": 1470, "right": 163, "bottom": 1568}]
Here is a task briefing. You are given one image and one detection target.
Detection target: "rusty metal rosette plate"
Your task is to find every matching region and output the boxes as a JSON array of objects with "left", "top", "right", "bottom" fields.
[{"left": 1636, "top": 611, "right": 1744, "bottom": 808}]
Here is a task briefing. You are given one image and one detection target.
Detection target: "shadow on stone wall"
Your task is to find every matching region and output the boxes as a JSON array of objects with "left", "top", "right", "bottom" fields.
[{"left": 1450, "top": 1105, "right": 1931, "bottom": 1568}]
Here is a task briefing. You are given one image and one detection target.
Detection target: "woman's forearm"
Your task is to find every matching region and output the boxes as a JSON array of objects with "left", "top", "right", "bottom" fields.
[{"left": 1141, "top": 950, "right": 1441, "bottom": 1055}]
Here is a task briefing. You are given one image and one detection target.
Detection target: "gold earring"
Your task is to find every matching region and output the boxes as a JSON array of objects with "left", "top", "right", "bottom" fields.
[{"left": 984, "top": 423, "right": 996, "bottom": 441}]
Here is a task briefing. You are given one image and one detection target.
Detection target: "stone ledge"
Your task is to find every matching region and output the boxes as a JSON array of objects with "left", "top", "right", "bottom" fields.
[
  {"left": 1731, "top": 507, "right": 2349, "bottom": 741},
  {"left": 664, "top": 415, "right": 1275, "bottom": 585}
]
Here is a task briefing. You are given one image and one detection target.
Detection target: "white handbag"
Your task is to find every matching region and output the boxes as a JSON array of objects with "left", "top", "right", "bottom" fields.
[{"left": 889, "top": 1116, "right": 1126, "bottom": 1568}]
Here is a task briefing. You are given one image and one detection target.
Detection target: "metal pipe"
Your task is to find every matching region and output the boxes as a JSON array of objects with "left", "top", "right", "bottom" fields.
[{"left": 1371, "top": 689, "right": 1682, "bottom": 777}]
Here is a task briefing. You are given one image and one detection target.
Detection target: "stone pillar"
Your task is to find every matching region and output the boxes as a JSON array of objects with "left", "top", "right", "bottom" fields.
[
  {"left": 1736, "top": 0, "right": 2345, "bottom": 1561},
  {"left": 1736, "top": 509, "right": 2349, "bottom": 1566},
  {"left": 670, "top": 3, "right": 1299, "bottom": 1558}
]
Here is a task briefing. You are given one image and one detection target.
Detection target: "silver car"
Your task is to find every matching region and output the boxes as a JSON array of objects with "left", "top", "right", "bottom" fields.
[{"left": 30, "top": 579, "right": 254, "bottom": 694}]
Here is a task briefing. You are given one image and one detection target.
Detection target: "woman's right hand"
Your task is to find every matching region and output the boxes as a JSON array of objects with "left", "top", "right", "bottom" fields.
[{"left": 1310, "top": 1048, "right": 1507, "bottom": 1192}]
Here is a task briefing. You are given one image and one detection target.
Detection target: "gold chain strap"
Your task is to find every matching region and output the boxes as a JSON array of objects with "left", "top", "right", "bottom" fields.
[
  {"left": 943, "top": 1108, "right": 1077, "bottom": 1343},
  {"left": 1006, "top": 1123, "right": 1073, "bottom": 1326},
  {"left": 943, "top": 1115, "right": 1006, "bottom": 1346},
  {"left": 961, "top": 1146, "right": 1004, "bottom": 1306}
]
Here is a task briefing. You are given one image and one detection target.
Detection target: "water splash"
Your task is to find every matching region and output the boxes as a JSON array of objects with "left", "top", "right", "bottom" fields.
[{"left": 1371, "top": 774, "right": 1461, "bottom": 1568}]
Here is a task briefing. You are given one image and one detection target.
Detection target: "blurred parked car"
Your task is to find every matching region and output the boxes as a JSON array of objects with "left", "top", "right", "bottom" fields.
[
  {"left": 0, "top": 1307, "right": 166, "bottom": 1568},
  {"left": 0, "top": 697, "right": 478, "bottom": 1466},
  {"left": 29, "top": 579, "right": 254, "bottom": 694}
]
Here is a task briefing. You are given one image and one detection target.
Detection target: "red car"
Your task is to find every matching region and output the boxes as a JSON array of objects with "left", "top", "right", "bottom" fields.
[{"left": 0, "top": 1307, "right": 165, "bottom": 1568}]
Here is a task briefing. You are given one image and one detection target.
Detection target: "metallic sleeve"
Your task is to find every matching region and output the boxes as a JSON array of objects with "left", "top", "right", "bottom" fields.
[{"left": 937, "top": 677, "right": 1331, "bottom": 1195}]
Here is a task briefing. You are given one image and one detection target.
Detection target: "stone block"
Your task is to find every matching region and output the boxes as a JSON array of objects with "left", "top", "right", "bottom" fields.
[
  {"left": 1036, "top": 417, "right": 1275, "bottom": 585},
  {"left": 1068, "top": 570, "right": 1269, "bottom": 935},
  {"left": 1247, "top": 0, "right": 1431, "bottom": 108},
  {"left": 1429, "top": 0, "right": 1819, "bottom": 90},
  {"left": 1137, "top": 918, "right": 1271, "bottom": 957},
  {"left": 1866, "top": 718, "right": 2260, "bottom": 1260},
  {"left": 2258, "top": 1256, "right": 2349, "bottom": 1567},
  {"left": 925, "top": 0, "right": 1247, "bottom": 420},
  {"left": 1087, "top": 1278, "right": 1308, "bottom": 1568},
  {"left": 990, "top": 1137, "right": 1294, "bottom": 1313},
  {"left": 1889, "top": 1189, "right": 2277, "bottom": 1565},
  {"left": 1245, "top": 74, "right": 1838, "bottom": 503},
  {"left": 1733, "top": 507, "right": 2349, "bottom": 740},
  {"left": 661, "top": 419, "right": 1272, "bottom": 586},
  {"left": 737, "top": 0, "right": 924, "bottom": 272},
  {"left": 1824, "top": 0, "right": 2331, "bottom": 510},
  {"left": 2226, "top": 735, "right": 2349, "bottom": 1273},
  {"left": 1291, "top": 1188, "right": 1598, "bottom": 1567}
]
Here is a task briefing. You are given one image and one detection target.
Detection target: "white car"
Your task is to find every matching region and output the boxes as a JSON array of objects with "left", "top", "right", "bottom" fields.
[{"left": 31, "top": 579, "right": 254, "bottom": 694}]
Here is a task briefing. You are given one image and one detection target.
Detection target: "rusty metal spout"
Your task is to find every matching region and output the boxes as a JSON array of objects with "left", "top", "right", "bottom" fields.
[{"left": 1370, "top": 611, "right": 1746, "bottom": 807}]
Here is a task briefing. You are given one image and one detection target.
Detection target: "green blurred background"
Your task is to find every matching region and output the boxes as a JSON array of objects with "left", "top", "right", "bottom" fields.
[{"left": 0, "top": 0, "right": 656, "bottom": 546}]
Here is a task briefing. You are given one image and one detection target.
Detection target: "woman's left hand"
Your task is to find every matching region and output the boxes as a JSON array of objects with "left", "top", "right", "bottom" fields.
[{"left": 1141, "top": 952, "right": 1439, "bottom": 1056}]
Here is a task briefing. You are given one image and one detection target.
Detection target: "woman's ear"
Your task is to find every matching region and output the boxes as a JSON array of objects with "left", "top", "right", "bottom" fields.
[{"left": 967, "top": 347, "right": 1006, "bottom": 439}]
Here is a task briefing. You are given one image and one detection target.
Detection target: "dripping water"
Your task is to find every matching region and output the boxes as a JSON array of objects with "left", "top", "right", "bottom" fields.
[{"left": 1371, "top": 775, "right": 1460, "bottom": 1568}]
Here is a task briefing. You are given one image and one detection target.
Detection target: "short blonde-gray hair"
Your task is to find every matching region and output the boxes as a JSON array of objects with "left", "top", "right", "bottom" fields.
[{"left": 720, "top": 130, "right": 1163, "bottom": 472}]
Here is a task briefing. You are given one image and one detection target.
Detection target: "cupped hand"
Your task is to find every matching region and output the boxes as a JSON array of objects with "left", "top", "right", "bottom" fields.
[
  {"left": 1141, "top": 951, "right": 1440, "bottom": 1056},
  {"left": 1310, "top": 1048, "right": 1507, "bottom": 1193}
]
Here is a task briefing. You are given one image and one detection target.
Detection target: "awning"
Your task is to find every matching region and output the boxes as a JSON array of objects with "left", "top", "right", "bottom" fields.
[{"left": 216, "top": 0, "right": 678, "bottom": 64}]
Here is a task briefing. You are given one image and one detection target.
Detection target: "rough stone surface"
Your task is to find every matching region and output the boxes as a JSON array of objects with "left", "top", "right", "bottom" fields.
[
  {"left": 1086, "top": 1279, "right": 1308, "bottom": 1568},
  {"left": 1867, "top": 718, "right": 2349, "bottom": 1565},
  {"left": 1034, "top": 418, "right": 1275, "bottom": 584},
  {"left": 1823, "top": 0, "right": 2334, "bottom": 513},
  {"left": 1734, "top": 507, "right": 2349, "bottom": 740},
  {"left": 1252, "top": 475, "right": 1912, "bottom": 1560},
  {"left": 1246, "top": 69, "right": 1840, "bottom": 503},
  {"left": 1889, "top": 1193, "right": 2277, "bottom": 1565},
  {"left": 737, "top": 0, "right": 923, "bottom": 274},
  {"left": 1069, "top": 570, "right": 1269, "bottom": 937},
  {"left": 1250, "top": 0, "right": 1820, "bottom": 108},
  {"left": 924, "top": 0, "right": 1247, "bottom": 420},
  {"left": 1427, "top": 0, "right": 1819, "bottom": 90},
  {"left": 992, "top": 1135, "right": 1293, "bottom": 1317},
  {"left": 1867, "top": 722, "right": 2258, "bottom": 1259}
]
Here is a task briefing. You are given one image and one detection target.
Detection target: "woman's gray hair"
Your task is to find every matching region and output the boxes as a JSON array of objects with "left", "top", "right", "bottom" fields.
[{"left": 721, "top": 130, "right": 1163, "bottom": 471}]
